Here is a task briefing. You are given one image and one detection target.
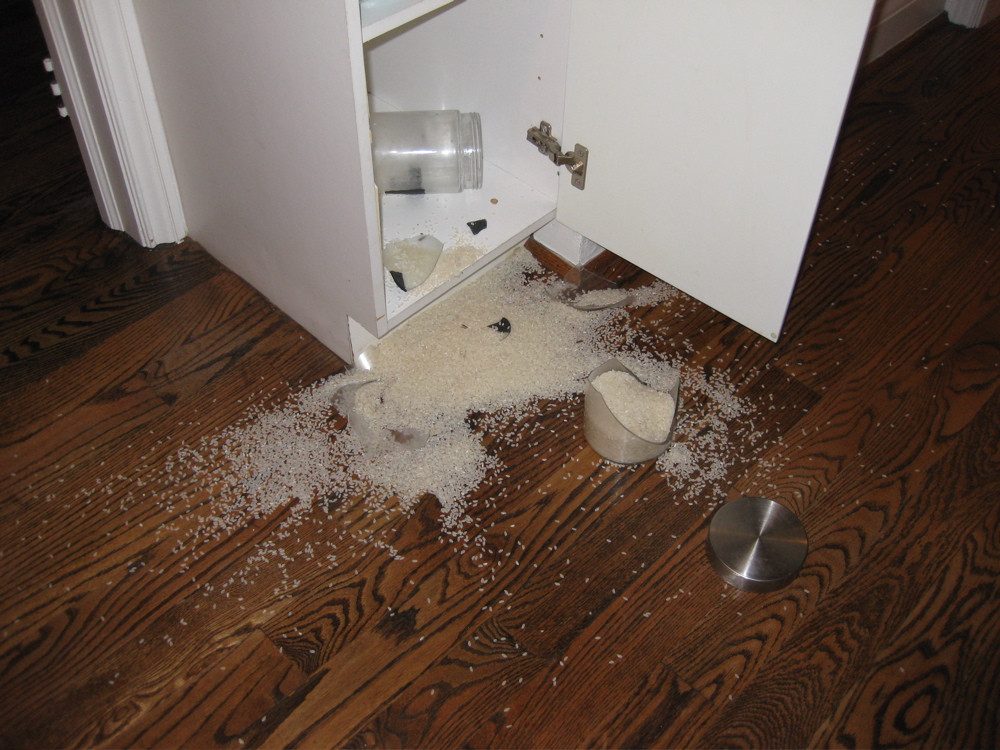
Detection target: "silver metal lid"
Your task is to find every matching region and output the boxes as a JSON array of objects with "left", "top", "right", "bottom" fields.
[{"left": 706, "top": 497, "right": 807, "bottom": 592}]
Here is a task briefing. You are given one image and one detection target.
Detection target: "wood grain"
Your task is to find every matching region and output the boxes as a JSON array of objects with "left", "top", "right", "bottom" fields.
[{"left": 1, "top": 7, "right": 998, "bottom": 748}]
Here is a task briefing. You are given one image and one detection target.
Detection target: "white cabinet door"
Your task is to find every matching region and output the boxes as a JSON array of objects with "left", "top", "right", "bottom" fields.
[{"left": 556, "top": 0, "right": 875, "bottom": 341}]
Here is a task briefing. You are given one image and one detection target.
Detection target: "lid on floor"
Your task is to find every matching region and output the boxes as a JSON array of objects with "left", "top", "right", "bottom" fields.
[{"left": 706, "top": 496, "right": 807, "bottom": 593}]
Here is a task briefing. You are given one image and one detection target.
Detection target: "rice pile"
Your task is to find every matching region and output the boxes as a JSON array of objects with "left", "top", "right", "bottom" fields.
[
  {"left": 382, "top": 234, "right": 443, "bottom": 290},
  {"left": 142, "top": 246, "right": 759, "bottom": 588},
  {"left": 384, "top": 239, "right": 487, "bottom": 316},
  {"left": 591, "top": 370, "right": 676, "bottom": 443}
]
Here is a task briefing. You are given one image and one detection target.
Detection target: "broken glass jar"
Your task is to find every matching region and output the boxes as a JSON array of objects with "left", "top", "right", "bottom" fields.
[{"left": 371, "top": 110, "right": 483, "bottom": 194}]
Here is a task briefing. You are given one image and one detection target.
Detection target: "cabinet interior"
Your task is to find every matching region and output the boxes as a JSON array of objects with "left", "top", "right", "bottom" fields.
[{"left": 361, "top": 0, "right": 573, "bottom": 329}]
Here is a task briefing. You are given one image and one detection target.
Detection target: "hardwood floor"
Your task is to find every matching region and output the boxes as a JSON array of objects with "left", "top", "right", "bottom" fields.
[{"left": 2, "top": 6, "right": 998, "bottom": 748}]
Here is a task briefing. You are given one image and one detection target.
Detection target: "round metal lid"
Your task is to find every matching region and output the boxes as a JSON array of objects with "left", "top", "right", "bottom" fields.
[{"left": 707, "top": 497, "right": 808, "bottom": 592}]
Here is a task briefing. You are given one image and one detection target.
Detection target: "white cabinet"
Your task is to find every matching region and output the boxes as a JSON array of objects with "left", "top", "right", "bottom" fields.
[{"left": 132, "top": 0, "right": 875, "bottom": 362}]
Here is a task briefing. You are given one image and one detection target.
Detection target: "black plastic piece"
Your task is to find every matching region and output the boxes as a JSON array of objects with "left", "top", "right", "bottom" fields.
[
  {"left": 488, "top": 317, "right": 511, "bottom": 334},
  {"left": 467, "top": 218, "right": 488, "bottom": 235},
  {"left": 390, "top": 270, "right": 407, "bottom": 291}
]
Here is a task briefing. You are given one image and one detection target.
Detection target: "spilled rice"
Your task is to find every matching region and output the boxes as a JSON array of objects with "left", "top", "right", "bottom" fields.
[{"left": 103, "top": 247, "right": 770, "bottom": 592}]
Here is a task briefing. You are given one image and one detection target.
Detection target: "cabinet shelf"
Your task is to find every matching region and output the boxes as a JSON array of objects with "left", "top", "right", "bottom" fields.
[
  {"left": 360, "top": 0, "right": 460, "bottom": 43},
  {"left": 381, "top": 161, "right": 556, "bottom": 325}
]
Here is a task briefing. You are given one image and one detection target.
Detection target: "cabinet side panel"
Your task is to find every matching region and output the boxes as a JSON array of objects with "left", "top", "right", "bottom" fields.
[{"left": 132, "top": 0, "right": 381, "bottom": 361}]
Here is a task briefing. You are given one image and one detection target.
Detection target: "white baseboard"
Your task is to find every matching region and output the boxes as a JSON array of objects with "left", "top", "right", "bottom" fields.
[
  {"left": 945, "top": 0, "right": 1000, "bottom": 26},
  {"left": 533, "top": 220, "right": 605, "bottom": 268},
  {"left": 864, "top": 0, "right": 947, "bottom": 62}
]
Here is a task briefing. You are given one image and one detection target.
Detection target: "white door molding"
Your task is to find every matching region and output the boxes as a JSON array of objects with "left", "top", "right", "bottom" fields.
[
  {"left": 33, "top": 0, "right": 185, "bottom": 247},
  {"left": 945, "top": 0, "right": 1000, "bottom": 26}
]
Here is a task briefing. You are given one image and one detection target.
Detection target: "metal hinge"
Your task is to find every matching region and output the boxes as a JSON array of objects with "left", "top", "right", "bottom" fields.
[{"left": 527, "top": 121, "right": 588, "bottom": 190}]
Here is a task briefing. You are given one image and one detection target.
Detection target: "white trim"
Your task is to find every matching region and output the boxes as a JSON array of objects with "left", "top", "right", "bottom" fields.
[
  {"left": 76, "top": 0, "right": 186, "bottom": 246},
  {"left": 348, "top": 316, "right": 380, "bottom": 368},
  {"left": 864, "top": 0, "right": 946, "bottom": 61},
  {"left": 32, "top": 0, "right": 186, "bottom": 247},
  {"left": 945, "top": 0, "right": 1000, "bottom": 26},
  {"left": 533, "top": 219, "right": 605, "bottom": 267},
  {"left": 34, "top": 0, "right": 125, "bottom": 232}
]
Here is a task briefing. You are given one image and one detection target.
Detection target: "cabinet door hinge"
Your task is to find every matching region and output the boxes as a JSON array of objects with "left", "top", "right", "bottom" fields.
[{"left": 527, "top": 121, "right": 588, "bottom": 190}]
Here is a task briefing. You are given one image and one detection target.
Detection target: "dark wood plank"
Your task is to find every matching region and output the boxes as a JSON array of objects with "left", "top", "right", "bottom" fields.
[
  {"left": 108, "top": 627, "right": 309, "bottom": 749},
  {"left": 0, "top": 238, "right": 224, "bottom": 397}
]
